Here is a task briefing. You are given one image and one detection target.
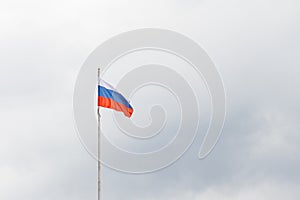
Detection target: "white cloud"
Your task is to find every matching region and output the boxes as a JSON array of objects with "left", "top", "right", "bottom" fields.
[
  {"left": 160, "top": 180, "right": 300, "bottom": 200},
  {"left": 0, "top": 0, "right": 300, "bottom": 199}
]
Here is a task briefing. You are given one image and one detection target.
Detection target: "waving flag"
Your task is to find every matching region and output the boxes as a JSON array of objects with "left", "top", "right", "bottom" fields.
[{"left": 98, "top": 79, "right": 133, "bottom": 117}]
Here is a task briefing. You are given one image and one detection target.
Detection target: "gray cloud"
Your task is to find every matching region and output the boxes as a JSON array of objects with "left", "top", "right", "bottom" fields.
[{"left": 0, "top": 0, "right": 299, "bottom": 199}]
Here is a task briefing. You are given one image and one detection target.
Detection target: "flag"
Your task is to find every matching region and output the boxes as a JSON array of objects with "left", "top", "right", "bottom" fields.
[{"left": 98, "top": 79, "right": 133, "bottom": 117}]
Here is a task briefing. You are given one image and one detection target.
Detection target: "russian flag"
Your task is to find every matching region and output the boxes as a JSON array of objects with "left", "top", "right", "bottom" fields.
[{"left": 98, "top": 79, "right": 133, "bottom": 118}]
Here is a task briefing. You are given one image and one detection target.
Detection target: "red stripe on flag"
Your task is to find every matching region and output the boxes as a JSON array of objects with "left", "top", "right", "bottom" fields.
[{"left": 98, "top": 96, "right": 133, "bottom": 117}]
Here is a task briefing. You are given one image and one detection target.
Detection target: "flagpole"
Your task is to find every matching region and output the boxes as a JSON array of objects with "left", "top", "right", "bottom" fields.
[{"left": 97, "top": 68, "right": 101, "bottom": 200}]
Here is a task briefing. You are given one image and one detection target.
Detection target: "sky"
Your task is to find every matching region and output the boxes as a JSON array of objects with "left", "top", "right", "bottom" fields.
[{"left": 0, "top": 0, "right": 300, "bottom": 199}]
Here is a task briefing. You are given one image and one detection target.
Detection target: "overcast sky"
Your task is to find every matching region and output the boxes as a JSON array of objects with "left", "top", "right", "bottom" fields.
[{"left": 1, "top": 0, "right": 300, "bottom": 199}]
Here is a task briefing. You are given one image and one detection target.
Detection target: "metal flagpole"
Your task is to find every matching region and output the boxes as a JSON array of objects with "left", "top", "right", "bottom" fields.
[{"left": 97, "top": 68, "right": 101, "bottom": 200}]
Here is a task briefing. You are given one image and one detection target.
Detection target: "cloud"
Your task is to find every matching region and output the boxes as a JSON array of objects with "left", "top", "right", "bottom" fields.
[
  {"left": 0, "top": 0, "right": 299, "bottom": 199},
  {"left": 147, "top": 180, "right": 300, "bottom": 200}
]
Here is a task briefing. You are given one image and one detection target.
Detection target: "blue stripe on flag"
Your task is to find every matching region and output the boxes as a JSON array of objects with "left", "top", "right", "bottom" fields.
[{"left": 98, "top": 85, "right": 132, "bottom": 109}]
